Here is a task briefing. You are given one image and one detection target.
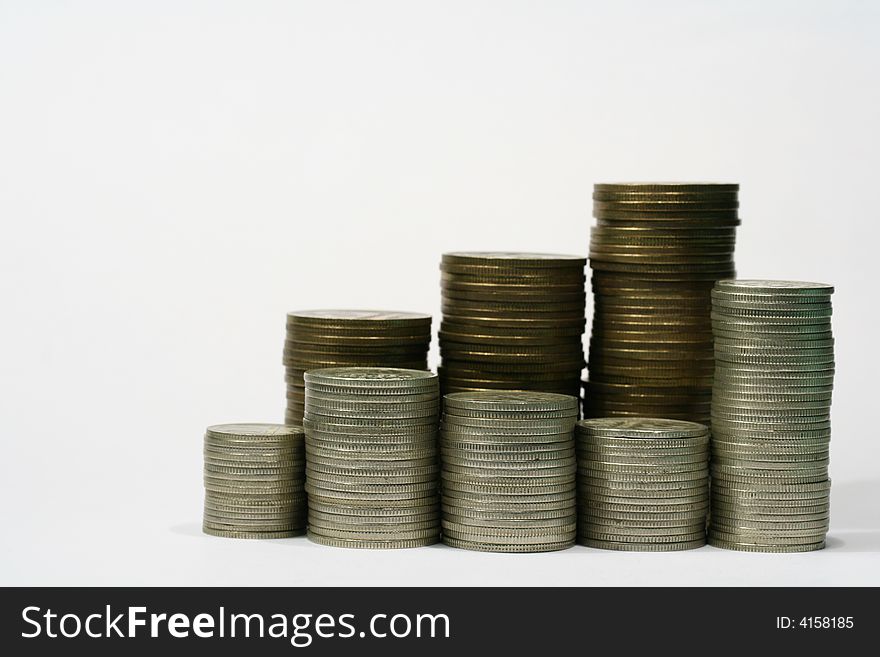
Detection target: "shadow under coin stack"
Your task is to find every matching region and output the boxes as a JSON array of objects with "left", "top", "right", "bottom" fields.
[
  {"left": 302, "top": 367, "right": 441, "bottom": 548},
  {"left": 584, "top": 183, "right": 740, "bottom": 425},
  {"left": 284, "top": 311, "right": 432, "bottom": 424},
  {"left": 202, "top": 423, "right": 306, "bottom": 539},
  {"left": 709, "top": 280, "right": 834, "bottom": 552},
  {"left": 576, "top": 418, "right": 710, "bottom": 551},
  {"left": 440, "top": 391, "right": 578, "bottom": 552},
  {"left": 438, "top": 252, "right": 587, "bottom": 399}
]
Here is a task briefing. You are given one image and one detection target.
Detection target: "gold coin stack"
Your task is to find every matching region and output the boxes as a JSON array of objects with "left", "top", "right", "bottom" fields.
[
  {"left": 584, "top": 183, "right": 740, "bottom": 425},
  {"left": 438, "top": 252, "right": 587, "bottom": 399},
  {"left": 284, "top": 310, "right": 432, "bottom": 424},
  {"left": 202, "top": 423, "right": 306, "bottom": 539}
]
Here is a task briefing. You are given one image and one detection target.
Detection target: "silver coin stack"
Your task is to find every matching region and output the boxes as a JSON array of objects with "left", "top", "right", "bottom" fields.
[
  {"left": 438, "top": 252, "right": 587, "bottom": 399},
  {"left": 576, "top": 418, "right": 710, "bottom": 551},
  {"left": 284, "top": 310, "right": 432, "bottom": 424},
  {"left": 440, "top": 391, "right": 579, "bottom": 552},
  {"left": 203, "top": 423, "right": 306, "bottom": 539},
  {"left": 303, "top": 367, "right": 441, "bottom": 548},
  {"left": 709, "top": 280, "right": 834, "bottom": 552}
]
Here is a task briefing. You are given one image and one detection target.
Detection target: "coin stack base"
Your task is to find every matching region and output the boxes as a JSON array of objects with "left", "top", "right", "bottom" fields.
[
  {"left": 439, "top": 252, "right": 587, "bottom": 399},
  {"left": 284, "top": 311, "right": 432, "bottom": 424},
  {"left": 576, "top": 418, "right": 710, "bottom": 551},
  {"left": 303, "top": 367, "right": 441, "bottom": 549},
  {"left": 584, "top": 183, "right": 739, "bottom": 425},
  {"left": 440, "top": 391, "right": 579, "bottom": 553},
  {"left": 709, "top": 280, "right": 834, "bottom": 552},
  {"left": 203, "top": 423, "right": 306, "bottom": 539}
]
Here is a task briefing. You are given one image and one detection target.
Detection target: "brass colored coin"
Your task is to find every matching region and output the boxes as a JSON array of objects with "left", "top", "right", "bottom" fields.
[
  {"left": 593, "top": 192, "right": 737, "bottom": 204},
  {"left": 441, "top": 252, "right": 587, "bottom": 268},
  {"left": 594, "top": 182, "right": 738, "bottom": 193}
]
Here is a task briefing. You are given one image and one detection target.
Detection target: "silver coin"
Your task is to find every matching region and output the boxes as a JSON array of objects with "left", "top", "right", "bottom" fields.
[
  {"left": 307, "top": 531, "right": 439, "bottom": 549},
  {"left": 579, "top": 528, "right": 706, "bottom": 543},
  {"left": 442, "top": 536, "right": 574, "bottom": 553},
  {"left": 580, "top": 537, "right": 705, "bottom": 551},
  {"left": 443, "top": 513, "right": 576, "bottom": 530},
  {"left": 580, "top": 488, "right": 708, "bottom": 503},
  {"left": 707, "top": 537, "right": 824, "bottom": 552},
  {"left": 442, "top": 526, "right": 576, "bottom": 545},
  {"left": 304, "top": 367, "right": 438, "bottom": 388},
  {"left": 708, "top": 529, "right": 827, "bottom": 545},
  {"left": 442, "top": 447, "right": 575, "bottom": 463},
  {"left": 444, "top": 462, "right": 576, "bottom": 477},
  {"left": 584, "top": 506, "right": 708, "bottom": 523},
  {"left": 203, "top": 526, "right": 305, "bottom": 540}
]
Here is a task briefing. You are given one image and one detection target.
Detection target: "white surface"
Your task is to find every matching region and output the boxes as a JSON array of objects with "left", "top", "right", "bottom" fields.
[{"left": 2, "top": 0, "right": 879, "bottom": 586}]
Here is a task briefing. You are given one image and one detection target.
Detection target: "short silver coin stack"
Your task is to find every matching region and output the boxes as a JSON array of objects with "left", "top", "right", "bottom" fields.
[
  {"left": 440, "top": 391, "right": 579, "bottom": 552},
  {"left": 303, "top": 367, "right": 441, "bottom": 548},
  {"left": 202, "top": 423, "right": 307, "bottom": 539},
  {"left": 576, "top": 418, "right": 710, "bottom": 551}
]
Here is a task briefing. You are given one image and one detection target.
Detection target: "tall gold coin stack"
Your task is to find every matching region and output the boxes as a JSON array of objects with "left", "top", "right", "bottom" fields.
[
  {"left": 202, "top": 423, "right": 306, "bottom": 539},
  {"left": 440, "top": 391, "right": 579, "bottom": 552},
  {"left": 284, "top": 310, "right": 432, "bottom": 424},
  {"left": 575, "top": 418, "right": 710, "bottom": 551},
  {"left": 584, "top": 183, "right": 740, "bottom": 425},
  {"left": 303, "top": 367, "right": 441, "bottom": 549},
  {"left": 709, "top": 280, "right": 834, "bottom": 552},
  {"left": 438, "top": 252, "right": 587, "bottom": 399}
]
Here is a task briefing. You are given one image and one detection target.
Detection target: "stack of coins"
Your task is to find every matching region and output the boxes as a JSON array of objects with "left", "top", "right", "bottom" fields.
[
  {"left": 576, "top": 418, "right": 710, "bottom": 551},
  {"left": 584, "top": 183, "right": 740, "bottom": 425},
  {"left": 440, "top": 391, "right": 579, "bottom": 552},
  {"left": 284, "top": 311, "right": 432, "bottom": 424},
  {"left": 709, "top": 280, "right": 834, "bottom": 552},
  {"left": 202, "top": 423, "right": 306, "bottom": 539},
  {"left": 303, "top": 367, "right": 441, "bottom": 548},
  {"left": 438, "top": 252, "right": 587, "bottom": 399}
]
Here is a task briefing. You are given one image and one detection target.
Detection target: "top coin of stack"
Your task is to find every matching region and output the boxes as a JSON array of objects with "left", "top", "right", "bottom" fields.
[
  {"left": 284, "top": 310, "right": 432, "bottom": 424},
  {"left": 584, "top": 183, "right": 740, "bottom": 426},
  {"left": 439, "top": 252, "right": 587, "bottom": 399},
  {"left": 709, "top": 280, "right": 834, "bottom": 553}
]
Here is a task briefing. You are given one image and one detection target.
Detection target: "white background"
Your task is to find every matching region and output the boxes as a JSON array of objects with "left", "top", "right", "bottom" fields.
[{"left": 2, "top": 0, "right": 879, "bottom": 585}]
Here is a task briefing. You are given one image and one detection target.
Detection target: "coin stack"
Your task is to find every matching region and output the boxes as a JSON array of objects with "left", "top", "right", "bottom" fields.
[
  {"left": 284, "top": 311, "right": 432, "bottom": 424},
  {"left": 440, "top": 391, "right": 579, "bottom": 552},
  {"left": 576, "top": 418, "right": 710, "bottom": 551},
  {"left": 584, "top": 183, "right": 740, "bottom": 425},
  {"left": 438, "top": 252, "right": 587, "bottom": 399},
  {"left": 302, "top": 367, "right": 441, "bottom": 548},
  {"left": 202, "top": 423, "right": 306, "bottom": 539},
  {"left": 709, "top": 280, "right": 834, "bottom": 552}
]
